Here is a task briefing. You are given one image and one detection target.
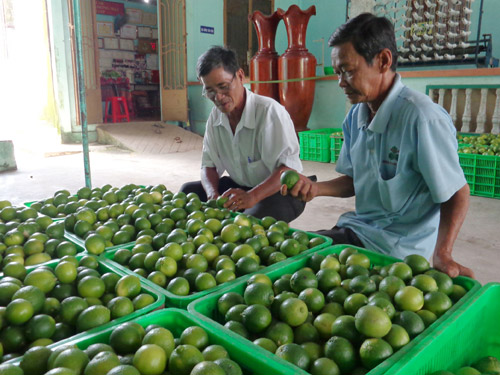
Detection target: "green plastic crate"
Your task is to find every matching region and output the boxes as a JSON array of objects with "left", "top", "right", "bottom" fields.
[
  {"left": 104, "top": 229, "right": 332, "bottom": 309},
  {"left": 330, "top": 132, "right": 344, "bottom": 163},
  {"left": 0, "top": 254, "right": 164, "bottom": 362},
  {"left": 458, "top": 152, "right": 500, "bottom": 199},
  {"left": 385, "top": 282, "right": 500, "bottom": 375},
  {"left": 41, "top": 308, "right": 293, "bottom": 375},
  {"left": 299, "top": 128, "right": 342, "bottom": 162},
  {"left": 188, "top": 244, "right": 480, "bottom": 375}
]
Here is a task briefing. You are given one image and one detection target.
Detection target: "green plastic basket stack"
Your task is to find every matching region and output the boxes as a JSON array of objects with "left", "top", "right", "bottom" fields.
[
  {"left": 385, "top": 282, "right": 500, "bottom": 375},
  {"left": 456, "top": 132, "right": 500, "bottom": 199},
  {"left": 299, "top": 128, "right": 342, "bottom": 163},
  {"left": 188, "top": 244, "right": 480, "bottom": 375},
  {"left": 330, "top": 131, "right": 344, "bottom": 163},
  {"left": 458, "top": 153, "right": 500, "bottom": 198}
]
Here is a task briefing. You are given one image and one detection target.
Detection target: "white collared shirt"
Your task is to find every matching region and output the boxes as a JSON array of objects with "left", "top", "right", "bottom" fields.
[{"left": 201, "top": 88, "right": 303, "bottom": 187}]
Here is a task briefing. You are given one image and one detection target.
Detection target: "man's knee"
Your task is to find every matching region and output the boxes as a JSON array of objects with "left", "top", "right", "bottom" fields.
[
  {"left": 179, "top": 181, "right": 205, "bottom": 199},
  {"left": 246, "top": 194, "right": 305, "bottom": 223}
]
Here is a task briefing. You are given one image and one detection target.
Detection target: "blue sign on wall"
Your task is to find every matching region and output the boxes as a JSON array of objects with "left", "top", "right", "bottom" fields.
[{"left": 200, "top": 26, "right": 214, "bottom": 34}]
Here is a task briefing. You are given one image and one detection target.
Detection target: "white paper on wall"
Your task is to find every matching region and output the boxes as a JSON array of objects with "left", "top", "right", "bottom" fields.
[
  {"left": 100, "top": 50, "right": 113, "bottom": 59},
  {"left": 119, "top": 39, "right": 135, "bottom": 51},
  {"left": 103, "top": 37, "right": 119, "bottom": 50},
  {"left": 99, "top": 57, "right": 113, "bottom": 68},
  {"left": 146, "top": 54, "right": 159, "bottom": 70},
  {"left": 120, "top": 24, "right": 137, "bottom": 39},
  {"left": 124, "top": 52, "right": 135, "bottom": 60},
  {"left": 138, "top": 26, "right": 152, "bottom": 38}
]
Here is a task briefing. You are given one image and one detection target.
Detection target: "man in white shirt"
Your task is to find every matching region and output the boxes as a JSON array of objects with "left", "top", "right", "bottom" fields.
[{"left": 180, "top": 46, "right": 306, "bottom": 222}]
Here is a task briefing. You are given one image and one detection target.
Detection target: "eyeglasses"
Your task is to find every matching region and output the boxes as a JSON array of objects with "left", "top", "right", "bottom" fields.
[{"left": 202, "top": 74, "right": 236, "bottom": 99}]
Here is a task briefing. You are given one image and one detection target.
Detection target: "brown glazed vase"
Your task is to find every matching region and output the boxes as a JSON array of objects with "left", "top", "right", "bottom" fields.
[
  {"left": 278, "top": 5, "right": 317, "bottom": 133},
  {"left": 249, "top": 10, "right": 281, "bottom": 102}
]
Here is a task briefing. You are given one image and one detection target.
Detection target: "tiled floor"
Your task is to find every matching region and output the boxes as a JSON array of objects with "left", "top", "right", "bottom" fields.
[
  {"left": 97, "top": 122, "right": 203, "bottom": 153},
  {"left": 1, "top": 124, "right": 499, "bottom": 285}
]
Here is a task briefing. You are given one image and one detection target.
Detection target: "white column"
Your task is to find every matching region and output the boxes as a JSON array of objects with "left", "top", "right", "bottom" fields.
[
  {"left": 492, "top": 88, "right": 500, "bottom": 134},
  {"left": 428, "top": 89, "right": 435, "bottom": 102},
  {"left": 438, "top": 88, "right": 446, "bottom": 108},
  {"left": 475, "top": 88, "right": 488, "bottom": 133},
  {"left": 450, "top": 88, "right": 459, "bottom": 129},
  {"left": 462, "top": 88, "right": 473, "bottom": 132}
]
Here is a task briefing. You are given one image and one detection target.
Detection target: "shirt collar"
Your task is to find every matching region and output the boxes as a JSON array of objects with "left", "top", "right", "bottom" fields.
[
  {"left": 357, "top": 73, "right": 404, "bottom": 133},
  {"left": 213, "top": 88, "right": 256, "bottom": 130},
  {"left": 240, "top": 88, "right": 256, "bottom": 129}
]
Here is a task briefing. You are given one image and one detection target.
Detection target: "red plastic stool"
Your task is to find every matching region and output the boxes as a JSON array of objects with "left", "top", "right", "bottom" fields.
[{"left": 104, "top": 96, "right": 130, "bottom": 123}]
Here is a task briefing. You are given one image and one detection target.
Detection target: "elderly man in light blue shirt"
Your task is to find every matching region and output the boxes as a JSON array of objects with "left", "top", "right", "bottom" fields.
[{"left": 284, "top": 13, "right": 474, "bottom": 278}]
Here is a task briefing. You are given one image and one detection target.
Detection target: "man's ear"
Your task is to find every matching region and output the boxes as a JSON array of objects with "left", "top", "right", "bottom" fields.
[
  {"left": 236, "top": 68, "right": 245, "bottom": 80},
  {"left": 378, "top": 48, "right": 393, "bottom": 73}
]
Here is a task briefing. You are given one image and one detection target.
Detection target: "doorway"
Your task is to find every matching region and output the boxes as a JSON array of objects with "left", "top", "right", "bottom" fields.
[
  {"left": 225, "top": 0, "right": 273, "bottom": 76},
  {"left": 95, "top": 0, "right": 161, "bottom": 122}
]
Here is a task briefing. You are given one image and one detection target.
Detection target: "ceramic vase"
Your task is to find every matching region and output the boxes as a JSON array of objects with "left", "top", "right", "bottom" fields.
[
  {"left": 249, "top": 10, "right": 281, "bottom": 102},
  {"left": 277, "top": 5, "right": 317, "bottom": 133}
]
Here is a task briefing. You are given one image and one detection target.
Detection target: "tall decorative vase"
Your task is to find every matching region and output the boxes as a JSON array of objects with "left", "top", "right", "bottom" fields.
[
  {"left": 278, "top": 5, "right": 317, "bottom": 133},
  {"left": 249, "top": 10, "right": 281, "bottom": 102}
]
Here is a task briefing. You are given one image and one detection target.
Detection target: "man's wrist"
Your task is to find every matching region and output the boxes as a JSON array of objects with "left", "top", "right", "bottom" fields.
[{"left": 246, "top": 189, "right": 259, "bottom": 206}]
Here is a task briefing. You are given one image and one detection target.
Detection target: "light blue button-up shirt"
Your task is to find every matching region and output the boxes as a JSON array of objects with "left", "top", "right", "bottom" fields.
[{"left": 336, "top": 74, "right": 467, "bottom": 260}]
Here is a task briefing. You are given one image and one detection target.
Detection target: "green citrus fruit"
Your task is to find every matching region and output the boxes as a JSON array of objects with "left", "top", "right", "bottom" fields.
[
  {"left": 359, "top": 338, "right": 393, "bottom": 369},
  {"left": 180, "top": 326, "right": 209, "bottom": 350},
  {"left": 355, "top": 305, "right": 392, "bottom": 338},
  {"left": 132, "top": 344, "right": 167, "bottom": 375},
  {"left": 275, "top": 343, "right": 310, "bottom": 370}
]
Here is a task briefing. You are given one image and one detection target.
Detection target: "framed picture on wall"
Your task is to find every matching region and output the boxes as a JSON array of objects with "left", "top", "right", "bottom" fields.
[
  {"left": 103, "top": 37, "right": 119, "bottom": 50},
  {"left": 97, "top": 21, "right": 114, "bottom": 37},
  {"left": 126, "top": 8, "right": 143, "bottom": 24},
  {"left": 120, "top": 24, "right": 137, "bottom": 39},
  {"left": 138, "top": 27, "right": 151, "bottom": 38},
  {"left": 119, "top": 39, "right": 135, "bottom": 51},
  {"left": 142, "top": 12, "right": 157, "bottom": 26}
]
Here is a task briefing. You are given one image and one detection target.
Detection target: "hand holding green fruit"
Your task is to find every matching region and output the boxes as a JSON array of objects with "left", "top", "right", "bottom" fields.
[{"left": 280, "top": 170, "right": 300, "bottom": 190}]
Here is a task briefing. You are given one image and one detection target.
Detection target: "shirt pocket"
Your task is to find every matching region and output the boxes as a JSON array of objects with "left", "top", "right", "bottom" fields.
[
  {"left": 377, "top": 170, "right": 419, "bottom": 213},
  {"left": 246, "top": 159, "right": 270, "bottom": 186}
]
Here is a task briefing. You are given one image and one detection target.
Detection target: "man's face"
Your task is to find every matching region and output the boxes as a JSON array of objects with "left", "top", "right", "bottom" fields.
[
  {"left": 331, "top": 42, "right": 385, "bottom": 105},
  {"left": 200, "top": 67, "right": 245, "bottom": 114}
]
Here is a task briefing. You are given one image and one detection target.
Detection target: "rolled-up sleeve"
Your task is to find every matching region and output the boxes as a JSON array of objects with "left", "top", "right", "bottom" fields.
[{"left": 260, "top": 107, "right": 303, "bottom": 173}]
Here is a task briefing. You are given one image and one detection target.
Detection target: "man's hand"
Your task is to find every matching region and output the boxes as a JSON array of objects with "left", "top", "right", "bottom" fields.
[
  {"left": 280, "top": 174, "right": 318, "bottom": 202},
  {"left": 206, "top": 193, "right": 219, "bottom": 201},
  {"left": 433, "top": 252, "right": 475, "bottom": 278},
  {"left": 432, "top": 184, "right": 472, "bottom": 278},
  {"left": 222, "top": 188, "right": 256, "bottom": 211}
]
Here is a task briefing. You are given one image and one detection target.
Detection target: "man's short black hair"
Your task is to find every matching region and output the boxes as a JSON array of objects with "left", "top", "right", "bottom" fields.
[
  {"left": 196, "top": 46, "right": 240, "bottom": 78},
  {"left": 328, "top": 13, "right": 398, "bottom": 71}
]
